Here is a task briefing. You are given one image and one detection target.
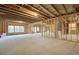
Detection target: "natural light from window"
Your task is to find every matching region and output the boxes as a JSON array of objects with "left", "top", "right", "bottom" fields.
[{"left": 8, "top": 25, "right": 24, "bottom": 33}]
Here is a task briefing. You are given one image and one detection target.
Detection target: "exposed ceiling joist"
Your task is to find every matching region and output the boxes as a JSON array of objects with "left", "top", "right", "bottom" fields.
[
  {"left": 5, "top": 4, "right": 40, "bottom": 20},
  {"left": 31, "top": 4, "right": 52, "bottom": 18},
  {"left": 40, "top": 4, "right": 56, "bottom": 18},
  {"left": 15, "top": 4, "right": 45, "bottom": 21},
  {"left": 14, "top": 4, "right": 39, "bottom": 16},
  {"left": 18, "top": 4, "right": 49, "bottom": 19},
  {"left": 0, "top": 6, "right": 39, "bottom": 23},
  {"left": 30, "top": 4, "right": 51, "bottom": 18},
  {"left": 0, "top": 5, "right": 40, "bottom": 22},
  {"left": 0, "top": 5, "right": 33, "bottom": 17},
  {"left": 39, "top": 4, "right": 54, "bottom": 18},
  {"left": 0, "top": 8, "right": 33, "bottom": 23},
  {"left": 0, "top": 4, "right": 78, "bottom": 23},
  {"left": 62, "top": 4, "right": 68, "bottom": 14},
  {"left": 51, "top": 4, "right": 61, "bottom": 15}
]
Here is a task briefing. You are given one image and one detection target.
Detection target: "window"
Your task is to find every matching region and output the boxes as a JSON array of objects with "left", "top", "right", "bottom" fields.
[
  {"left": 69, "top": 23, "right": 76, "bottom": 30},
  {"left": 19, "top": 26, "right": 24, "bottom": 32},
  {"left": 34, "top": 27, "right": 37, "bottom": 33},
  {"left": 37, "top": 27, "right": 39, "bottom": 32},
  {"left": 69, "top": 23, "right": 76, "bottom": 34},
  {"left": 32, "top": 26, "right": 40, "bottom": 33},
  {"left": 8, "top": 25, "right": 24, "bottom": 33},
  {"left": 32, "top": 26, "right": 37, "bottom": 33},
  {"left": 8, "top": 25, "right": 14, "bottom": 33},
  {"left": 15, "top": 26, "right": 20, "bottom": 32}
]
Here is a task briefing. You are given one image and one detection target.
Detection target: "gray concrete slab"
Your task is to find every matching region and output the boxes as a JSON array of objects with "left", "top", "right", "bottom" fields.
[{"left": 0, "top": 33, "right": 79, "bottom": 55}]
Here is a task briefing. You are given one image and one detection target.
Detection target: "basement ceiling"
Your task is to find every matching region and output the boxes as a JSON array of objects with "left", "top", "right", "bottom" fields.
[{"left": 0, "top": 4, "right": 78, "bottom": 23}]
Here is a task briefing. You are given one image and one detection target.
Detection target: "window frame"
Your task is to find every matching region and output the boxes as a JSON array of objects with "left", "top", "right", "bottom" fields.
[
  {"left": 8, "top": 25, "right": 15, "bottom": 33},
  {"left": 8, "top": 25, "right": 25, "bottom": 33}
]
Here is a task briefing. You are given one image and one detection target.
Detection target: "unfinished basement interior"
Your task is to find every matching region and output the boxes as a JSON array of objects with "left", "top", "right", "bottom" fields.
[{"left": 0, "top": 4, "right": 79, "bottom": 55}]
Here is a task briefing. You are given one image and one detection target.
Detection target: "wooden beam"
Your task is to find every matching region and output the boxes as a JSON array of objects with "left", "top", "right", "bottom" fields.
[
  {"left": 0, "top": 4, "right": 79, "bottom": 23},
  {"left": 3, "top": 5, "right": 40, "bottom": 19},
  {"left": 30, "top": 4, "right": 79, "bottom": 18},
  {"left": 40, "top": 4, "right": 54, "bottom": 18},
  {"left": 50, "top": 5, "right": 67, "bottom": 24},
  {"left": 30, "top": 4, "right": 77, "bottom": 18},
  {"left": 14, "top": 4, "right": 45, "bottom": 21},
  {"left": 18, "top": 4, "right": 49, "bottom": 19},
  {"left": 40, "top": 4, "right": 57, "bottom": 17},
  {"left": 30, "top": 4, "right": 51, "bottom": 18},
  {"left": 3, "top": 5, "right": 35, "bottom": 17},
  {"left": 30, "top": 4, "right": 49, "bottom": 16},
  {"left": 60, "top": 16, "right": 67, "bottom": 23},
  {"left": 0, "top": 5, "right": 40, "bottom": 22},
  {"left": 14, "top": 5, "right": 39, "bottom": 17},
  {"left": 1, "top": 4, "right": 41, "bottom": 22},
  {"left": 0, "top": 7, "right": 35, "bottom": 23},
  {"left": 62, "top": 4, "right": 68, "bottom": 14},
  {"left": 51, "top": 4, "right": 61, "bottom": 15}
]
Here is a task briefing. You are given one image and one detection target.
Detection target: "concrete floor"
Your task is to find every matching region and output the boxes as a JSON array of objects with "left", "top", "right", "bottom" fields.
[{"left": 0, "top": 33, "right": 79, "bottom": 55}]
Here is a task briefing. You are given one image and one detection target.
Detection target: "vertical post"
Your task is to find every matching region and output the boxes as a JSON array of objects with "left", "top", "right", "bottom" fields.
[
  {"left": 50, "top": 19, "right": 52, "bottom": 38},
  {"left": 55, "top": 17, "right": 59, "bottom": 39},
  {"left": 77, "top": 16, "right": 79, "bottom": 41},
  {"left": 71, "top": 14, "right": 74, "bottom": 41},
  {"left": 47, "top": 20, "right": 48, "bottom": 37},
  {"left": 47, "top": 20, "right": 49, "bottom": 37},
  {"left": 59, "top": 17, "right": 62, "bottom": 40},
  {"left": 55, "top": 18, "right": 57, "bottom": 38},
  {"left": 45, "top": 20, "right": 46, "bottom": 37},
  {"left": 43, "top": 21, "right": 44, "bottom": 37},
  {"left": 64, "top": 16, "right": 67, "bottom": 40},
  {"left": 71, "top": 16, "right": 73, "bottom": 41},
  {"left": 42, "top": 21, "right": 44, "bottom": 36},
  {"left": 49, "top": 19, "right": 51, "bottom": 38},
  {"left": 41, "top": 20, "right": 43, "bottom": 36},
  {"left": 44, "top": 21, "right": 45, "bottom": 37},
  {"left": 2, "top": 19, "right": 6, "bottom": 36},
  {"left": 76, "top": 14, "right": 78, "bottom": 42},
  {"left": 61, "top": 18, "right": 64, "bottom": 40},
  {"left": 43, "top": 21, "right": 45, "bottom": 37},
  {"left": 46, "top": 20, "right": 47, "bottom": 37},
  {"left": 51, "top": 19, "right": 53, "bottom": 38},
  {"left": 65, "top": 15, "right": 68, "bottom": 40},
  {"left": 36, "top": 26, "right": 37, "bottom": 33},
  {"left": 54, "top": 19, "right": 56, "bottom": 38}
]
